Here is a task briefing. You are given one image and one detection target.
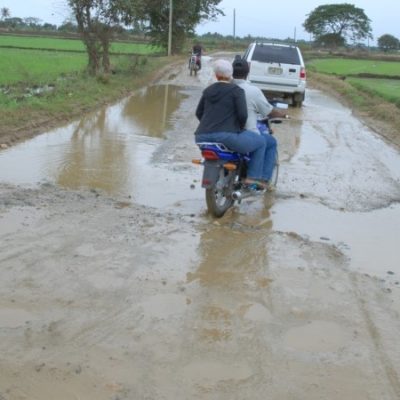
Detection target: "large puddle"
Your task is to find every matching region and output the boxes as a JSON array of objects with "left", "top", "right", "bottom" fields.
[
  {"left": 273, "top": 199, "right": 400, "bottom": 276},
  {"left": 1, "top": 81, "right": 400, "bottom": 278},
  {"left": 0, "top": 84, "right": 202, "bottom": 210}
]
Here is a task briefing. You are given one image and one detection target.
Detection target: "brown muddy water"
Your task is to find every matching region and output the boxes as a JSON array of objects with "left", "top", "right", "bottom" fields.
[
  {"left": 0, "top": 84, "right": 203, "bottom": 211},
  {"left": 0, "top": 81, "right": 400, "bottom": 278}
]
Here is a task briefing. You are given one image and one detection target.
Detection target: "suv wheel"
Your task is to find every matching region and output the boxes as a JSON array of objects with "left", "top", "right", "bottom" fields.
[{"left": 292, "top": 93, "right": 304, "bottom": 108}]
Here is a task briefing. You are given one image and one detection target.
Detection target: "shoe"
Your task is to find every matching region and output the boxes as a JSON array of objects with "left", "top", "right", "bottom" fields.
[
  {"left": 261, "top": 180, "right": 276, "bottom": 192},
  {"left": 244, "top": 179, "right": 268, "bottom": 191}
]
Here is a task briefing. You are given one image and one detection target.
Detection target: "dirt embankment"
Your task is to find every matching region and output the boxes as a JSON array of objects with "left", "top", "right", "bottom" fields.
[{"left": 308, "top": 71, "right": 400, "bottom": 150}]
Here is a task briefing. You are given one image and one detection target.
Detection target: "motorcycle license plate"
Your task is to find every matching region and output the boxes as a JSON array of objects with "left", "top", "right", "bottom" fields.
[{"left": 267, "top": 67, "right": 283, "bottom": 75}]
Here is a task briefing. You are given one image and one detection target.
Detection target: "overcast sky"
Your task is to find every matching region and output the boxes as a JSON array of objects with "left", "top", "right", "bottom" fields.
[{"left": 2, "top": 0, "right": 399, "bottom": 44}]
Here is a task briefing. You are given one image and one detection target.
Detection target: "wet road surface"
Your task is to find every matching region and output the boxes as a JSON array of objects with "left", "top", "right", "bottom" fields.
[
  {"left": 1, "top": 56, "right": 399, "bottom": 275},
  {"left": 1, "top": 55, "right": 400, "bottom": 399}
]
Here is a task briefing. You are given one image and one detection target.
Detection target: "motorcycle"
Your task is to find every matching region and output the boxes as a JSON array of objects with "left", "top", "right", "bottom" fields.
[
  {"left": 189, "top": 52, "right": 201, "bottom": 76},
  {"left": 192, "top": 116, "right": 283, "bottom": 218}
]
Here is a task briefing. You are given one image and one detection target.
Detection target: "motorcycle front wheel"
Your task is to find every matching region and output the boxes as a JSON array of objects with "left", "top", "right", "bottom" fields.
[
  {"left": 189, "top": 60, "right": 196, "bottom": 76},
  {"left": 270, "top": 150, "right": 279, "bottom": 187}
]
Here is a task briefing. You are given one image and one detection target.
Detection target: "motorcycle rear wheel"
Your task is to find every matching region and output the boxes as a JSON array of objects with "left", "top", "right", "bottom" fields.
[
  {"left": 205, "top": 187, "right": 234, "bottom": 218},
  {"left": 205, "top": 170, "right": 236, "bottom": 217}
]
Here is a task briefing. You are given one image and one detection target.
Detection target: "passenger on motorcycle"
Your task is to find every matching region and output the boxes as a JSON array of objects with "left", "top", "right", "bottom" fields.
[
  {"left": 232, "top": 57, "right": 287, "bottom": 186},
  {"left": 194, "top": 59, "right": 269, "bottom": 190}
]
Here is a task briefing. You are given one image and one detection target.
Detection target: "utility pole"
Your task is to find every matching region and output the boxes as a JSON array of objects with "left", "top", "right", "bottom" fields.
[
  {"left": 294, "top": 27, "right": 296, "bottom": 43},
  {"left": 168, "top": 0, "right": 173, "bottom": 56},
  {"left": 233, "top": 8, "right": 236, "bottom": 40}
]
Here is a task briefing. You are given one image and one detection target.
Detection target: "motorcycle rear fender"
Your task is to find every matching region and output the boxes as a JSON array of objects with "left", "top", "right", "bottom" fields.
[{"left": 201, "top": 161, "right": 223, "bottom": 188}]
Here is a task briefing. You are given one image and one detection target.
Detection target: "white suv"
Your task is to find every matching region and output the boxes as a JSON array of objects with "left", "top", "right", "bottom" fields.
[{"left": 243, "top": 43, "right": 306, "bottom": 107}]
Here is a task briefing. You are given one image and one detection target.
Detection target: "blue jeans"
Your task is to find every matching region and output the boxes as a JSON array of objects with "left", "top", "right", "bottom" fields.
[
  {"left": 261, "top": 132, "right": 277, "bottom": 181},
  {"left": 195, "top": 131, "right": 268, "bottom": 180}
]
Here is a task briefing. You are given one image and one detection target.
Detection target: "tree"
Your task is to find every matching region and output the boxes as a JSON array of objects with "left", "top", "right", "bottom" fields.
[
  {"left": 314, "top": 33, "right": 346, "bottom": 49},
  {"left": 24, "top": 17, "right": 42, "bottom": 29},
  {"left": 1, "top": 7, "right": 10, "bottom": 20},
  {"left": 58, "top": 20, "right": 78, "bottom": 32},
  {"left": 2, "top": 17, "right": 23, "bottom": 28},
  {"left": 68, "top": 0, "right": 139, "bottom": 75},
  {"left": 378, "top": 34, "right": 400, "bottom": 52},
  {"left": 42, "top": 23, "right": 58, "bottom": 31},
  {"left": 137, "top": 0, "right": 223, "bottom": 54},
  {"left": 304, "top": 3, "right": 372, "bottom": 47}
]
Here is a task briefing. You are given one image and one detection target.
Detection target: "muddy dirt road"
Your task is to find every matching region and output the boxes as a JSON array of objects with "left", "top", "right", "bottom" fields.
[{"left": 1, "top": 55, "right": 400, "bottom": 400}]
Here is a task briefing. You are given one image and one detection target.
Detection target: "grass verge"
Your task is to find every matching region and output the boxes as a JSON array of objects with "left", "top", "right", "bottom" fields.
[{"left": 347, "top": 78, "right": 400, "bottom": 107}]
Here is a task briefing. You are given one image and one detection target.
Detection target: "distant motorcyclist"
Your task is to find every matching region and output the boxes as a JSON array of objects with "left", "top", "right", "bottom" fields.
[{"left": 191, "top": 41, "right": 204, "bottom": 70}]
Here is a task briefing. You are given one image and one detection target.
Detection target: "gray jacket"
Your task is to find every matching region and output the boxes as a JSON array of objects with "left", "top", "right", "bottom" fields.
[{"left": 232, "top": 79, "right": 273, "bottom": 133}]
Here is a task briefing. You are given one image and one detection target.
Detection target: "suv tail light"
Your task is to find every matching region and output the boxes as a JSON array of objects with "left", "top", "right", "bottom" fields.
[{"left": 300, "top": 67, "right": 306, "bottom": 79}]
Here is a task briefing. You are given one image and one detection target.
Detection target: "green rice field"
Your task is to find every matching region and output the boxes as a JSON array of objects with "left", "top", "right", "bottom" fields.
[
  {"left": 309, "top": 58, "right": 400, "bottom": 77},
  {"left": 308, "top": 57, "right": 400, "bottom": 108},
  {"left": 0, "top": 34, "right": 160, "bottom": 54},
  {"left": 0, "top": 33, "right": 161, "bottom": 86},
  {"left": 0, "top": 48, "right": 88, "bottom": 85}
]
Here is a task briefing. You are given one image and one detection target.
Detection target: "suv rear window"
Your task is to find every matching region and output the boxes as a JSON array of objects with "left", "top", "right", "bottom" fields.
[{"left": 252, "top": 45, "right": 300, "bottom": 65}]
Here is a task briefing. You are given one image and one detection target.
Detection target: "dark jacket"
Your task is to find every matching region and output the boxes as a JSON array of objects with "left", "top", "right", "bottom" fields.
[
  {"left": 192, "top": 44, "right": 203, "bottom": 55},
  {"left": 194, "top": 82, "right": 248, "bottom": 135}
]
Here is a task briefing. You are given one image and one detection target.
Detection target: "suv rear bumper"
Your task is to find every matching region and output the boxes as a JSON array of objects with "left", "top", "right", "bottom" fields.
[{"left": 249, "top": 80, "right": 306, "bottom": 95}]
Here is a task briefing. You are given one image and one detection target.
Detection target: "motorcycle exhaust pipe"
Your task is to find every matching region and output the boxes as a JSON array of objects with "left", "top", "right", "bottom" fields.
[
  {"left": 232, "top": 189, "right": 261, "bottom": 202},
  {"left": 232, "top": 191, "right": 242, "bottom": 201}
]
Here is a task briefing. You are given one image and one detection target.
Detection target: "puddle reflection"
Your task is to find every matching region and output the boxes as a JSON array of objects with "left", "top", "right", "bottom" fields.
[
  {"left": 187, "top": 202, "right": 275, "bottom": 287},
  {"left": 0, "top": 85, "right": 190, "bottom": 204},
  {"left": 121, "top": 84, "right": 186, "bottom": 138},
  {"left": 55, "top": 108, "right": 130, "bottom": 193}
]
